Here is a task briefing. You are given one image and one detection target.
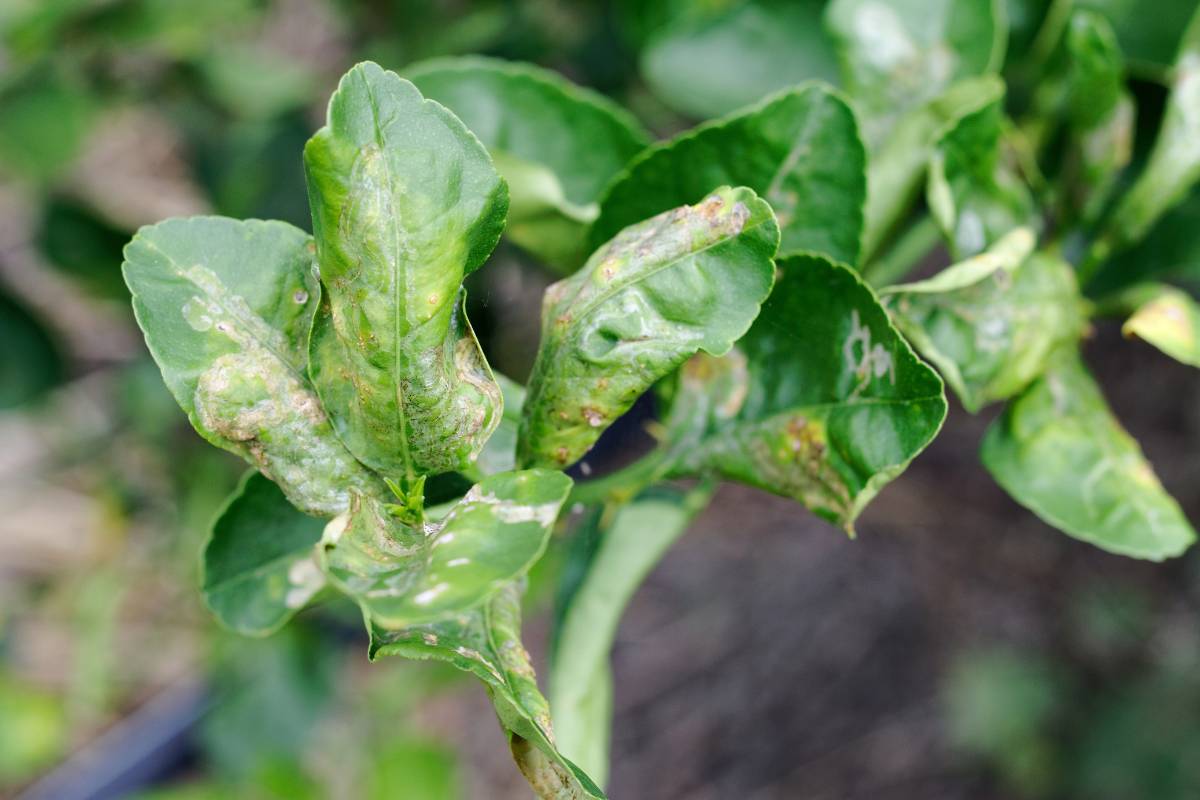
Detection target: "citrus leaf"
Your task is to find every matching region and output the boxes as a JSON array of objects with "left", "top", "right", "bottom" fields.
[
  {"left": 519, "top": 186, "right": 779, "bottom": 469},
  {"left": 304, "top": 61, "right": 507, "bottom": 479},
  {"left": 407, "top": 56, "right": 650, "bottom": 272},
  {"left": 203, "top": 472, "right": 326, "bottom": 636},
  {"left": 123, "top": 216, "right": 386, "bottom": 516},
  {"left": 1123, "top": 286, "right": 1200, "bottom": 367},
  {"left": 666, "top": 253, "right": 947, "bottom": 531},
  {"left": 982, "top": 351, "right": 1196, "bottom": 560},
  {"left": 589, "top": 85, "right": 865, "bottom": 266}
]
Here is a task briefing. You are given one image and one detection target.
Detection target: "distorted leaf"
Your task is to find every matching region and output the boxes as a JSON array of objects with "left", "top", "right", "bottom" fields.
[
  {"left": 1122, "top": 286, "right": 1200, "bottom": 366},
  {"left": 666, "top": 254, "right": 947, "bottom": 531},
  {"left": 982, "top": 351, "right": 1195, "bottom": 560},
  {"left": 640, "top": 0, "right": 839, "bottom": 119},
  {"left": 520, "top": 186, "right": 779, "bottom": 469},
  {"left": 203, "top": 472, "right": 327, "bottom": 636},
  {"left": 407, "top": 56, "right": 650, "bottom": 271},
  {"left": 304, "top": 61, "right": 507, "bottom": 479},
  {"left": 123, "top": 216, "right": 386, "bottom": 515},
  {"left": 590, "top": 85, "right": 865, "bottom": 265}
]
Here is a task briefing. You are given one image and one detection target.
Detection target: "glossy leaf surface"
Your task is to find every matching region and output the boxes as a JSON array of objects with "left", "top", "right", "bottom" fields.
[
  {"left": 407, "top": 57, "right": 650, "bottom": 271},
  {"left": 885, "top": 238, "right": 1083, "bottom": 412},
  {"left": 520, "top": 186, "right": 779, "bottom": 469},
  {"left": 640, "top": 0, "right": 839, "bottom": 119},
  {"left": 1123, "top": 286, "right": 1200, "bottom": 367},
  {"left": 304, "top": 61, "right": 507, "bottom": 478},
  {"left": 123, "top": 216, "right": 385, "bottom": 516},
  {"left": 982, "top": 352, "right": 1195, "bottom": 560},
  {"left": 203, "top": 472, "right": 326, "bottom": 636},
  {"left": 666, "top": 254, "right": 947, "bottom": 531},
  {"left": 589, "top": 86, "right": 865, "bottom": 266},
  {"left": 551, "top": 485, "right": 711, "bottom": 787},
  {"left": 321, "top": 470, "right": 571, "bottom": 629},
  {"left": 371, "top": 583, "right": 605, "bottom": 799}
]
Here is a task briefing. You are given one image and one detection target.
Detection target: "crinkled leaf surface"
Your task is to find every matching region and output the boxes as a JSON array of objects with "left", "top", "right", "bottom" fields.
[
  {"left": 666, "top": 254, "right": 947, "bottom": 531},
  {"left": 471, "top": 373, "right": 525, "bottom": 478},
  {"left": 982, "top": 352, "right": 1196, "bottom": 560},
  {"left": 407, "top": 57, "right": 650, "bottom": 271},
  {"left": 1097, "top": 7, "right": 1200, "bottom": 257},
  {"left": 927, "top": 92, "right": 1036, "bottom": 258},
  {"left": 123, "top": 216, "right": 385, "bottom": 516},
  {"left": 1123, "top": 286, "right": 1200, "bottom": 367},
  {"left": 321, "top": 469, "right": 571, "bottom": 629},
  {"left": 203, "top": 472, "right": 326, "bottom": 636},
  {"left": 550, "top": 485, "right": 710, "bottom": 787},
  {"left": 825, "top": 0, "right": 1005, "bottom": 146},
  {"left": 589, "top": 86, "right": 865, "bottom": 265},
  {"left": 370, "top": 583, "right": 605, "bottom": 799},
  {"left": 304, "top": 61, "right": 507, "bottom": 479},
  {"left": 520, "top": 186, "right": 779, "bottom": 469},
  {"left": 885, "top": 237, "right": 1084, "bottom": 412},
  {"left": 640, "top": 0, "right": 840, "bottom": 119}
]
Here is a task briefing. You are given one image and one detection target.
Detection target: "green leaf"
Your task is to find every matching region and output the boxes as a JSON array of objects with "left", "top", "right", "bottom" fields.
[
  {"left": 321, "top": 469, "right": 571, "bottom": 629},
  {"left": 884, "top": 237, "right": 1084, "bottom": 412},
  {"left": 927, "top": 90, "right": 1036, "bottom": 258},
  {"left": 370, "top": 583, "right": 606, "bottom": 799},
  {"left": 1093, "top": 7, "right": 1200, "bottom": 260},
  {"left": 882, "top": 226, "right": 1036, "bottom": 294},
  {"left": 0, "top": 288, "right": 63, "bottom": 409},
  {"left": 472, "top": 372, "right": 525, "bottom": 478},
  {"left": 1122, "top": 286, "right": 1200, "bottom": 367},
  {"left": 406, "top": 56, "right": 651, "bottom": 272},
  {"left": 550, "top": 485, "right": 711, "bottom": 787},
  {"left": 981, "top": 351, "right": 1196, "bottom": 560},
  {"left": 304, "top": 61, "right": 507, "bottom": 479},
  {"left": 519, "top": 186, "right": 779, "bottom": 469},
  {"left": 123, "top": 216, "right": 387, "bottom": 516},
  {"left": 825, "top": 0, "right": 1006, "bottom": 146},
  {"left": 589, "top": 85, "right": 865, "bottom": 266},
  {"left": 203, "top": 472, "right": 327, "bottom": 636},
  {"left": 0, "top": 64, "right": 94, "bottom": 181},
  {"left": 1077, "top": 0, "right": 1198, "bottom": 78},
  {"left": 1088, "top": 189, "right": 1200, "bottom": 294},
  {"left": 666, "top": 254, "right": 947, "bottom": 531},
  {"left": 639, "top": 0, "right": 840, "bottom": 119}
]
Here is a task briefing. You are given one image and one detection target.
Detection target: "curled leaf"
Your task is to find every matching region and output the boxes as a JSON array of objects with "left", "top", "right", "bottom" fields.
[{"left": 1122, "top": 286, "right": 1200, "bottom": 367}]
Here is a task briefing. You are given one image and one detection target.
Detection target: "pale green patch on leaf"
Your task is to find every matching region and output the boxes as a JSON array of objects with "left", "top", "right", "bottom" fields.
[
  {"left": 321, "top": 469, "right": 571, "bottom": 629},
  {"left": 123, "top": 216, "right": 386, "bottom": 516},
  {"left": 407, "top": 56, "right": 650, "bottom": 272},
  {"left": 304, "top": 61, "right": 507, "bottom": 479},
  {"left": 550, "top": 485, "right": 711, "bottom": 787},
  {"left": 927, "top": 91, "right": 1036, "bottom": 258},
  {"left": 519, "top": 186, "right": 779, "bottom": 469},
  {"left": 590, "top": 85, "right": 865, "bottom": 266},
  {"left": 885, "top": 244, "right": 1084, "bottom": 413},
  {"left": 203, "top": 472, "right": 327, "bottom": 636},
  {"left": 1123, "top": 286, "right": 1200, "bottom": 367},
  {"left": 666, "top": 254, "right": 947, "bottom": 531},
  {"left": 370, "top": 583, "right": 606, "bottom": 799},
  {"left": 982, "top": 352, "right": 1196, "bottom": 560},
  {"left": 640, "top": 0, "right": 840, "bottom": 119}
]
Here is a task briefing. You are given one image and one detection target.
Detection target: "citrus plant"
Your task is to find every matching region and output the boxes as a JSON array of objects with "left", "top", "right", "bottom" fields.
[{"left": 123, "top": 1, "right": 1200, "bottom": 794}]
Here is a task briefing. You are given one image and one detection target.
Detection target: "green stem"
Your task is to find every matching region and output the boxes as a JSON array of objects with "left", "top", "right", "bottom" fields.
[
  {"left": 860, "top": 215, "right": 942, "bottom": 287},
  {"left": 567, "top": 447, "right": 674, "bottom": 507}
]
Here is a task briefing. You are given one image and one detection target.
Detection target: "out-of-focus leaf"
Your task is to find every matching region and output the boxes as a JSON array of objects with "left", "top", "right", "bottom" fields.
[
  {"left": 370, "top": 583, "right": 605, "bottom": 799},
  {"left": 884, "top": 233, "right": 1085, "bottom": 412},
  {"left": 367, "top": 738, "right": 463, "bottom": 800},
  {"left": 927, "top": 91, "right": 1036, "bottom": 257},
  {"left": 203, "top": 472, "right": 327, "bottom": 636},
  {"left": 639, "top": 0, "right": 839, "bottom": 119},
  {"left": 123, "top": 216, "right": 386, "bottom": 515},
  {"left": 883, "top": 226, "right": 1036, "bottom": 294},
  {"left": 322, "top": 470, "right": 571, "bottom": 629},
  {"left": 1122, "top": 286, "right": 1200, "bottom": 367},
  {"left": 551, "top": 485, "right": 711, "bottom": 787},
  {"left": 981, "top": 351, "right": 1196, "bottom": 560},
  {"left": 519, "top": 186, "right": 779, "bottom": 469},
  {"left": 304, "top": 62, "right": 507, "bottom": 478},
  {"left": 407, "top": 56, "right": 650, "bottom": 272},
  {"left": 589, "top": 85, "right": 865, "bottom": 266},
  {"left": 1077, "top": 0, "right": 1198, "bottom": 78},
  {"left": 38, "top": 198, "right": 130, "bottom": 299},
  {"left": 0, "top": 673, "right": 65, "bottom": 785},
  {"left": 666, "top": 254, "right": 947, "bottom": 531},
  {"left": 0, "top": 288, "right": 63, "bottom": 409},
  {"left": 825, "top": 0, "right": 1006, "bottom": 146},
  {"left": 200, "top": 44, "right": 316, "bottom": 120},
  {"left": 0, "top": 65, "right": 94, "bottom": 181},
  {"left": 1093, "top": 7, "right": 1200, "bottom": 262},
  {"left": 1089, "top": 190, "right": 1200, "bottom": 294}
]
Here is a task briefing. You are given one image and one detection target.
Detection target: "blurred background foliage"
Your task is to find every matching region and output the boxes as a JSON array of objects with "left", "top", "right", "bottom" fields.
[{"left": 2, "top": 1, "right": 1200, "bottom": 798}]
